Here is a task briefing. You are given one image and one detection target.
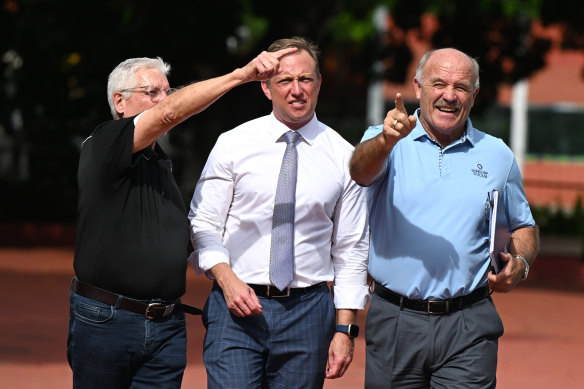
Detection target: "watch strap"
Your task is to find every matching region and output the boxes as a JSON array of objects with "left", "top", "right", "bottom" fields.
[{"left": 335, "top": 324, "right": 359, "bottom": 338}]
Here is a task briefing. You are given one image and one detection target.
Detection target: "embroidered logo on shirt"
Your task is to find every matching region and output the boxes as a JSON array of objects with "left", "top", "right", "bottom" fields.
[{"left": 471, "top": 163, "right": 488, "bottom": 178}]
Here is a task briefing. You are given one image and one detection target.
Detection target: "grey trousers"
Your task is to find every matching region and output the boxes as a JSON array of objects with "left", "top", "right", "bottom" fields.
[{"left": 365, "top": 292, "right": 503, "bottom": 389}]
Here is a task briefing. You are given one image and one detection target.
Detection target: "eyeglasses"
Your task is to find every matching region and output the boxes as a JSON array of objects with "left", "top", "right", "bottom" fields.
[{"left": 119, "top": 85, "right": 177, "bottom": 101}]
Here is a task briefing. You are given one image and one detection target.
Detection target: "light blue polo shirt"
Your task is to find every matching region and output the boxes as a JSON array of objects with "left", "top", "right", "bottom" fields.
[{"left": 363, "top": 110, "right": 535, "bottom": 299}]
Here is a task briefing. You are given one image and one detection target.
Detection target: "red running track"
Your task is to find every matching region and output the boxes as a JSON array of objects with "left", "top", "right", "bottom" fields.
[{"left": 0, "top": 247, "right": 582, "bottom": 388}]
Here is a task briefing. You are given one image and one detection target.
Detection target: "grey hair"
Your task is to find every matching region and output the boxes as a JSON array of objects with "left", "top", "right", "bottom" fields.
[
  {"left": 107, "top": 57, "right": 171, "bottom": 119},
  {"left": 415, "top": 49, "right": 480, "bottom": 92}
]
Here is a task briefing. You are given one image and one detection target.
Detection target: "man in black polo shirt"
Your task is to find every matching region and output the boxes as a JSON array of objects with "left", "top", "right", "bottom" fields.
[{"left": 67, "top": 48, "right": 296, "bottom": 389}]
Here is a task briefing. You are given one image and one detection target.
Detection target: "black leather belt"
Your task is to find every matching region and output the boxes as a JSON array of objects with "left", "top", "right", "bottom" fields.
[
  {"left": 372, "top": 281, "right": 490, "bottom": 314},
  {"left": 247, "top": 282, "right": 328, "bottom": 298},
  {"left": 70, "top": 278, "right": 202, "bottom": 319}
]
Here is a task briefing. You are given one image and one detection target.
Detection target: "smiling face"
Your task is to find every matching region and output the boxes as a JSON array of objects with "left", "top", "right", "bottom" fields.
[
  {"left": 413, "top": 49, "right": 479, "bottom": 146},
  {"left": 261, "top": 49, "right": 321, "bottom": 130}
]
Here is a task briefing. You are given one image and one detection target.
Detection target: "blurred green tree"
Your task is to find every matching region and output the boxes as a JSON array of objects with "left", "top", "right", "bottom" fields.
[{"left": 0, "top": 0, "right": 581, "bottom": 224}]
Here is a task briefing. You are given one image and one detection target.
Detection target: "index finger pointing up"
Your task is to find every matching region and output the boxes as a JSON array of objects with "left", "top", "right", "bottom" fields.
[
  {"left": 395, "top": 93, "right": 408, "bottom": 115},
  {"left": 273, "top": 47, "right": 298, "bottom": 59}
]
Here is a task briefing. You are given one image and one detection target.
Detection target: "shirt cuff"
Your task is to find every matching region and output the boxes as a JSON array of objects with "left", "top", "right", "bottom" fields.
[
  {"left": 332, "top": 284, "right": 371, "bottom": 310},
  {"left": 188, "top": 246, "right": 230, "bottom": 276}
]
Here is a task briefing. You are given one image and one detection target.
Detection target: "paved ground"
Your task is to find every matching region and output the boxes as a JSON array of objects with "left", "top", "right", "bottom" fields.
[{"left": 0, "top": 247, "right": 583, "bottom": 388}]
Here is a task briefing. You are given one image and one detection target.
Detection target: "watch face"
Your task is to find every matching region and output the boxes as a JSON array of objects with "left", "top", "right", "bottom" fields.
[{"left": 348, "top": 324, "right": 359, "bottom": 338}]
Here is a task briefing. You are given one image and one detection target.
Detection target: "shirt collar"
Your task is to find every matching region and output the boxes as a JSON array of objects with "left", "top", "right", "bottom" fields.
[
  {"left": 410, "top": 108, "right": 477, "bottom": 147},
  {"left": 268, "top": 112, "right": 319, "bottom": 146}
]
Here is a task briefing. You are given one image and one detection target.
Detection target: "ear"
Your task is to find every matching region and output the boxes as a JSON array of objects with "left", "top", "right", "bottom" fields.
[
  {"left": 261, "top": 81, "right": 272, "bottom": 100},
  {"left": 413, "top": 78, "right": 422, "bottom": 99},
  {"left": 471, "top": 87, "right": 480, "bottom": 107},
  {"left": 113, "top": 92, "right": 126, "bottom": 118}
]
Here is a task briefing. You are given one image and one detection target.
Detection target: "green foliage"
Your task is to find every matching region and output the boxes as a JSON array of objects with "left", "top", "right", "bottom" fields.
[
  {"left": 531, "top": 200, "right": 584, "bottom": 261},
  {"left": 329, "top": 11, "right": 376, "bottom": 42},
  {"left": 1, "top": 0, "right": 581, "bottom": 223},
  {"left": 493, "top": 0, "right": 542, "bottom": 18},
  {"left": 531, "top": 197, "right": 584, "bottom": 237}
]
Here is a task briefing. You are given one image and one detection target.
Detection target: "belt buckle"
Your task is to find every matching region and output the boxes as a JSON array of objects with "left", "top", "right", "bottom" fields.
[
  {"left": 427, "top": 300, "right": 449, "bottom": 314},
  {"left": 145, "top": 302, "right": 175, "bottom": 320},
  {"left": 268, "top": 286, "right": 290, "bottom": 298}
]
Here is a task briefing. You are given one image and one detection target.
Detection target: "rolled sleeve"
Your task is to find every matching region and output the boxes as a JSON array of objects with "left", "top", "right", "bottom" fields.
[
  {"left": 332, "top": 284, "right": 370, "bottom": 309},
  {"left": 330, "top": 170, "right": 370, "bottom": 310},
  {"left": 188, "top": 136, "right": 234, "bottom": 275},
  {"left": 187, "top": 231, "right": 230, "bottom": 275}
]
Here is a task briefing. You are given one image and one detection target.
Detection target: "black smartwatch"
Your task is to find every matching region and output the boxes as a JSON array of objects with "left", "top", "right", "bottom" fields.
[{"left": 335, "top": 324, "right": 359, "bottom": 338}]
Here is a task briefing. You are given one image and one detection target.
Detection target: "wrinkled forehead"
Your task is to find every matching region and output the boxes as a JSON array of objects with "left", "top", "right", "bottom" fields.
[
  {"left": 279, "top": 50, "right": 318, "bottom": 71},
  {"left": 134, "top": 68, "right": 169, "bottom": 87},
  {"left": 427, "top": 50, "right": 473, "bottom": 74}
]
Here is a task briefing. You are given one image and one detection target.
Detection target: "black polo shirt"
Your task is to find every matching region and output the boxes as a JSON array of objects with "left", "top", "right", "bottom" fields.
[{"left": 74, "top": 117, "right": 189, "bottom": 301}]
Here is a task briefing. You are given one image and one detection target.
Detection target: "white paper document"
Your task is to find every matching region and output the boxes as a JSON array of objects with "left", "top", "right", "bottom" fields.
[{"left": 488, "top": 189, "right": 511, "bottom": 273}]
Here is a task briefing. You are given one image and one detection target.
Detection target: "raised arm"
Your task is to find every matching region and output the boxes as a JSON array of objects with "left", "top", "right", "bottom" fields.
[
  {"left": 349, "top": 93, "right": 416, "bottom": 186},
  {"left": 133, "top": 48, "right": 298, "bottom": 152}
]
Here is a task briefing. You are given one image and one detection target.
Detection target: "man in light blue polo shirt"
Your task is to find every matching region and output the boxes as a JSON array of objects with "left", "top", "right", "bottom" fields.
[{"left": 350, "top": 48, "right": 539, "bottom": 388}]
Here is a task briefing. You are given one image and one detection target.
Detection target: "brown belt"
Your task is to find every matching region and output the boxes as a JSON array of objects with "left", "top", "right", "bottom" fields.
[
  {"left": 70, "top": 278, "right": 202, "bottom": 319},
  {"left": 372, "top": 281, "right": 490, "bottom": 314}
]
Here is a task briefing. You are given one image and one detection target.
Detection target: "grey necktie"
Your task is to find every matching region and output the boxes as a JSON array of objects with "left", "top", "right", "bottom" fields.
[{"left": 270, "top": 130, "right": 302, "bottom": 291}]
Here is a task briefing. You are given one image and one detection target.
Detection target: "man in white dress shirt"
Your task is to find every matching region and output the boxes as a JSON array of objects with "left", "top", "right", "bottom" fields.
[{"left": 188, "top": 36, "right": 369, "bottom": 388}]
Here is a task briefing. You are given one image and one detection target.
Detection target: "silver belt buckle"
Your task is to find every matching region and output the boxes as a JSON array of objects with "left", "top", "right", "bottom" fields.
[
  {"left": 427, "top": 300, "right": 449, "bottom": 314},
  {"left": 145, "top": 302, "right": 175, "bottom": 320}
]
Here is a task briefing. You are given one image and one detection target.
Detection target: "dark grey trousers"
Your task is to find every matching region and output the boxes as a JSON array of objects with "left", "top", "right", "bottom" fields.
[{"left": 365, "top": 293, "right": 503, "bottom": 389}]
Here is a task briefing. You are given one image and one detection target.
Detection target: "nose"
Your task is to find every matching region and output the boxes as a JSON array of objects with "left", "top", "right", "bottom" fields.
[
  {"left": 291, "top": 79, "right": 302, "bottom": 95},
  {"left": 442, "top": 86, "right": 457, "bottom": 101}
]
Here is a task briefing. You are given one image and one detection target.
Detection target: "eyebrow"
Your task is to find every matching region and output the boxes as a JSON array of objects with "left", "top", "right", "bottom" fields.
[
  {"left": 429, "top": 77, "right": 471, "bottom": 88},
  {"left": 274, "top": 73, "right": 315, "bottom": 79}
]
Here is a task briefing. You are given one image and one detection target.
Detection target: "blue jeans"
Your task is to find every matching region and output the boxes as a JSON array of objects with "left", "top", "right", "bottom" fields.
[
  {"left": 67, "top": 291, "right": 187, "bottom": 389},
  {"left": 203, "top": 282, "right": 336, "bottom": 389}
]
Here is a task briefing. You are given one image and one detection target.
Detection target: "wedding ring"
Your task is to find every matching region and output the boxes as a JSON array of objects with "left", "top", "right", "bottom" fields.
[{"left": 393, "top": 119, "right": 398, "bottom": 127}]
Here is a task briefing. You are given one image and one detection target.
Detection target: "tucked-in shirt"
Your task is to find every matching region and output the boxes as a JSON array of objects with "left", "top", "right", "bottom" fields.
[
  {"left": 363, "top": 109, "right": 535, "bottom": 300},
  {"left": 189, "top": 113, "right": 370, "bottom": 309},
  {"left": 74, "top": 116, "right": 189, "bottom": 301}
]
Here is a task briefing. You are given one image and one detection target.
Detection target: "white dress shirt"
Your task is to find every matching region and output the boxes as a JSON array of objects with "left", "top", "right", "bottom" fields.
[{"left": 188, "top": 113, "right": 370, "bottom": 309}]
